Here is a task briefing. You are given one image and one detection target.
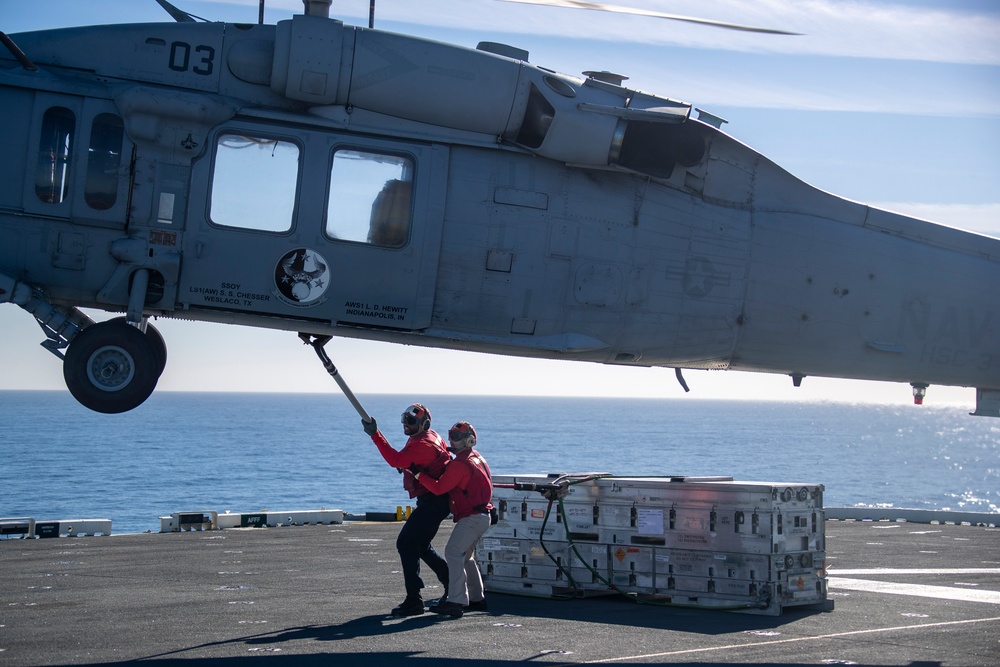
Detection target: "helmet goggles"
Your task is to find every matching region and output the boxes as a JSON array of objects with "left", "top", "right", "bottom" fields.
[
  {"left": 448, "top": 421, "right": 477, "bottom": 446},
  {"left": 401, "top": 404, "right": 429, "bottom": 427}
]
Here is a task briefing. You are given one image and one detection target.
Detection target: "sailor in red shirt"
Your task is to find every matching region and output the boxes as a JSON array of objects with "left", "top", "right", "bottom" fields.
[
  {"left": 364, "top": 403, "right": 451, "bottom": 616},
  {"left": 415, "top": 421, "right": 493, "bottom": 618}
]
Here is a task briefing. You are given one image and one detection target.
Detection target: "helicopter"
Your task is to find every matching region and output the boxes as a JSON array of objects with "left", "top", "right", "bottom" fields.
[{"left": 0, "top": 0, "right": 998, "bottom": 415}]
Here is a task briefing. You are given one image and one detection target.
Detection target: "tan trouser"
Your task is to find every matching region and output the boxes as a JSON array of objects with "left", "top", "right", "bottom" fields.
[{"left": 444, "top": 513, "right": 491, "bottom": 605}]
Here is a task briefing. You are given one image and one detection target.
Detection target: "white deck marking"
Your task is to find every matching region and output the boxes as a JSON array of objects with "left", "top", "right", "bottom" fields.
[
  {"left": 830, "top": 568, "right": 1000, "bottom": 575},
  {"left": 577, "top": 616, "right": 1000, "bottom": 664},
  {"left": 827, "top": 577, "right": 1000, "bottom": 604}
]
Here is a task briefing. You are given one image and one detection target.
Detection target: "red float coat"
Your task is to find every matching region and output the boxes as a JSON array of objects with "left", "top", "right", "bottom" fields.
[
  {"left": 419, "top": 449, "right": 493, "bottom": 522},
  {"left": 371, "top": 429, "right": 450, "bottom": 499}
]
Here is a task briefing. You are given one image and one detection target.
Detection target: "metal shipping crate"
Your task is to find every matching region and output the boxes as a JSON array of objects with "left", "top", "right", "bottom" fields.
[{"left": 480, "top": 473, "right": 830, "bottom": 615}]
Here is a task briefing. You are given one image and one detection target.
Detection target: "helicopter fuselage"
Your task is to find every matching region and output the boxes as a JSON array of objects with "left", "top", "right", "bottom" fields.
[{"left": 1, "top": 16, "right": 997, "bottom": 414}]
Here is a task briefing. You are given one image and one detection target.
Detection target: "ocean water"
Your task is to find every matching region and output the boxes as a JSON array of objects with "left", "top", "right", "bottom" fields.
[{"left": 2, "top": 391, "right": 998, "bottom": 534}]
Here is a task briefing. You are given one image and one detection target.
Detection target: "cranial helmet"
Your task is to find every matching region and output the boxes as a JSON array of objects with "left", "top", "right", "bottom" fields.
[
  {"left": 447, "top": 421, "right": 477, "bottom": 451},
  {"left": 400, "top": 403, "right": 431, "bottom": 432}
]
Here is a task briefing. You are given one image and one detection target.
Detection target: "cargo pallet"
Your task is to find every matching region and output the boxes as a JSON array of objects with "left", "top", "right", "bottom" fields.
[{"left": 477, "top": 473, "right": 832, "bottom": 615}]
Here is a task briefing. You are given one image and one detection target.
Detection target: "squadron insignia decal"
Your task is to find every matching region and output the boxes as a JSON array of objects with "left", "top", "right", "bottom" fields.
[{"left": 274, "top": 248, "right": 330, "bottom": 307}]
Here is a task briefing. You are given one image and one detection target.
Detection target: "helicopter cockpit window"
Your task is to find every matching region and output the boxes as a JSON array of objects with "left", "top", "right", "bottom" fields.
[
  {"left": 35, "top": 106, "right": 75, "bottom": 204},
  {"left": 84, "top": 113, "right": 125, "bottom": 211},
  {"left": 327, "top": 149, "right": 414, "bottom": 248},
  {"left": 209, "top": 133, "right": 300, "bottom": 233}
]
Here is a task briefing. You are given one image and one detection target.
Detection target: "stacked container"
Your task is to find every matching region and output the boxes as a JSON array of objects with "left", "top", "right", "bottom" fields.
[{"left": 477, "top": 473, "right": 829, "bottom": 615}]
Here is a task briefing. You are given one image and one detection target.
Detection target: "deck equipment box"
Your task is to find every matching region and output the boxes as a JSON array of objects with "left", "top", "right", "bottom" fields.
[{"left": 477, "top": 473, "right": 830, "bottom": 615}]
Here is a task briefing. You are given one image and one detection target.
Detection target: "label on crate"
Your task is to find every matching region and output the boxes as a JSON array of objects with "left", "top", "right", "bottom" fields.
[
  {"left": 637, "top": 508, "right": 664, "bottom": 535},
  {"left": 675, "top": 533, "right": 710, "bottom": 546},
  {"left": 481, "top": 538, "right": 520, "bottom": 552},
  {"left": 564, "top": 506, "right": 593, "bottom": 529}
]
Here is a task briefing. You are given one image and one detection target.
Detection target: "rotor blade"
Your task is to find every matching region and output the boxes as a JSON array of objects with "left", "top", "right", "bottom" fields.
[
  {"left": 497, "top": 0, "right": 802, "bottom": 35},
  {"left": 155, "top": 0, "right": 208, "bottom": 23}
]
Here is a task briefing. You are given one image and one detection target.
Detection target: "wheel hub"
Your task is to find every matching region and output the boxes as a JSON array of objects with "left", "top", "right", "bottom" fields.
[{"left": 87, "top": 345, "right": 135, "bottom": 391}]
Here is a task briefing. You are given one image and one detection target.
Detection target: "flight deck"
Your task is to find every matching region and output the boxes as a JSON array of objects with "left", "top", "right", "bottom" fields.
[{"left": 2, "top": 518, "right": 998, "bottom": 666}]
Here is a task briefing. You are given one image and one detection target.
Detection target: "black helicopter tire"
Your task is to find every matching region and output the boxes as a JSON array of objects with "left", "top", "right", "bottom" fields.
[
  {"left": 107, "top": 316, "right": 167, "bottom": 378},
  {"left": 63, "top": 320, "right": 159, "bottom": 414}
]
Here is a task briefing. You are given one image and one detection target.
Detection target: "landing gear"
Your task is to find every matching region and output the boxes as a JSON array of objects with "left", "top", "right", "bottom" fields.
[
  {"left": 144, "top": 321, "right": 168, "bottom": 378},
  {"left": 63, "top": 320, "right": 161, "bottom": 414},
  {"left": 108, "top": 316, "right": 167, "bottom": 377}
]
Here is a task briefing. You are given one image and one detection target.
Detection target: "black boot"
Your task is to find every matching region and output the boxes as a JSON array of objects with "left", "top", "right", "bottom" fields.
[
  {"left": 429, "top": 600, "right": 464, "bottom": 618},
  {"left": 425, "top": 588, "right": 448, "bottom": 607},
  {"left": 391, "top": 596, "right": 425, "bottom": 617}
]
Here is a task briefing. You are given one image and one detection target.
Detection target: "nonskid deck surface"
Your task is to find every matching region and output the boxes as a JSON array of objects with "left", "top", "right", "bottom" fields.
[{"left": 1, "top": 520, "right": 998, "bottom": 666}]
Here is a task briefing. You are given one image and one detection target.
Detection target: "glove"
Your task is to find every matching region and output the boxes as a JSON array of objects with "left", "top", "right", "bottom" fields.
[{"left": 362, "top": 417, "right": 378, "bottom": 436}]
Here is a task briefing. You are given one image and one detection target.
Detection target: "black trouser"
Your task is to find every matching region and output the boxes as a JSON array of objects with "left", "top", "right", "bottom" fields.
[{"left": 396, "top": 491, "right": 450, "bottom": 599}]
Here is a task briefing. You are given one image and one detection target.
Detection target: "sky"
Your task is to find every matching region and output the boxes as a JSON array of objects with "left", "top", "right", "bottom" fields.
[{"left": 1, "top": 0, "right": 998, "bottom": 410}]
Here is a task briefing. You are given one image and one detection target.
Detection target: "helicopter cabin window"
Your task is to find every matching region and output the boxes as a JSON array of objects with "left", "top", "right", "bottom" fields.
[
  {"left": 209, "top": 133, "right": 300, "bottom": 232},
  {"left": 85, "top": 113, "right": 125, "bottom": 211},
  {"left": 327, "top": 149, "right": 414, "bottom": 248},
  {"left": 35, "top": 106, "right": 75, "bottom": 204}
]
